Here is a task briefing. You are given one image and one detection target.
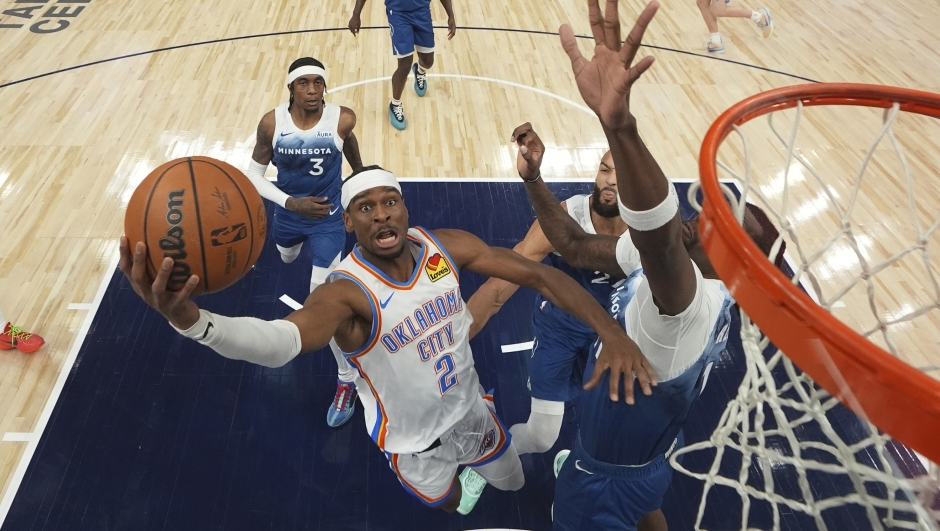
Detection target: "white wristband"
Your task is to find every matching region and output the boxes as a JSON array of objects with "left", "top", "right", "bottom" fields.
[
  {"left": 617, "top": 183, "right": 679, "bottom": 231},
  {"left": 173, "top": 309, "right": 303, "bottom": 368},
  {"left": 246, "top": 159, "right": 290, "bottom": 209}
]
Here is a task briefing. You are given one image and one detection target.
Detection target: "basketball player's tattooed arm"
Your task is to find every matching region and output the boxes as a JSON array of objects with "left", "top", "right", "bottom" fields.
[
  {"left": 466, "top": 216, "right": 557, "bottom": 337},
  {"left": 510, "top": 123, "right": 628, "bottom": 278},
  {"left": 437, "top": 229, "right": 657, "bottom": 403},
  {"left": 339, "top": 107, "right": 363, "bottom": 171},
  {"left": 251, "top": 111, "right": 275, "bottom": 165}
]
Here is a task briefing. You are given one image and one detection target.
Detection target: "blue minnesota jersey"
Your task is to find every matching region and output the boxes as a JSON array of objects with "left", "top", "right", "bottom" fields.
[
  {"left": 534, "top": 194, "right": 628, "bottom": 330},
  {"left": 271, "top": 102, "right": 345, "bottom": 225},
  {"left": 579, "top": 268, "right": 735, "bottom": 466}
]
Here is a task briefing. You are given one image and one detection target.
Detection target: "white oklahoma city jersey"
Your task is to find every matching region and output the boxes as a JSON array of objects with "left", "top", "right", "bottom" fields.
[{"left": 328, "top": 227, "right": 479, "bottom": 455}]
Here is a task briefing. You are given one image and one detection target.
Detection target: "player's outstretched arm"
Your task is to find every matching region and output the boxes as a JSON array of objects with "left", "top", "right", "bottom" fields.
[
  {"left": 511, "top": 122, "right": 632, "bottom": 278},
  {"left": 339, "top": 107, "right": 363, "bottom": 171},
  {"left": 560, "top": 0, "right": 696, "bottom": 316},
  {"left": 119, "top": 237, "right": 353, "bottom": 367},
  {"left": 466, "top": 220, "right": 554, "bottom": 337},
  {"left": 438, "top": 229, "right": 656, "bottom": 403}
]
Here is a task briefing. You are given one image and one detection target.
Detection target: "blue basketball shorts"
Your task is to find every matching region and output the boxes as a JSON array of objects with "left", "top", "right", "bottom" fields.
[
  {"left": 271, "top": 207, "right": 345, "bottom": 267},
  {"left": 529, "top": 302, "right": 594, "bottom": 403},
  {"left": 387, "top": 5, "right": 435, "bottom": 57},
  {"left": 553, "top": 432, "right": 684, "bottom": 531}
]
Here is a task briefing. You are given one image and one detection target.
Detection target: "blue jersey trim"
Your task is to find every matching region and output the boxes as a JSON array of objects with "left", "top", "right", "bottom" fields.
[
  {"left": 352, "top": 239, "right": 428, "bottom": 288},
  {"left": 326, "top": 271, "right": 378, "bottom": 358}
]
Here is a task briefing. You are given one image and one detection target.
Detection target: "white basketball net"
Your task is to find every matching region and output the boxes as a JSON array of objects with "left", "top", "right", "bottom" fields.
[{"left": 672, "top": 98, "right": 940, "bottom": 530}]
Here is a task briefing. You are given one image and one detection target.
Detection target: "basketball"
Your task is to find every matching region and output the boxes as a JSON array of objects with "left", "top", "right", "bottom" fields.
[{"left": 124, "top": 156, "right": 267, "bottom": 295}]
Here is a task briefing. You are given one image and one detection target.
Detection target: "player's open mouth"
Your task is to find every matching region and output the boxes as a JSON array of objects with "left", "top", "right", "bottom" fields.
[
  {"left": 375, "top": 230, "right": 398, "bottom": 248},
  {"left": 601, "top": 190, "right": 616, "bottom": 201}
]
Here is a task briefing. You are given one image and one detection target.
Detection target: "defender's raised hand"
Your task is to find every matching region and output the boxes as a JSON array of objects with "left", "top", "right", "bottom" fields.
[
  {"left": 510, "top": 122, "right": 545, "bottom": 180},
  {"left": 559, "top": 0, "right": 659, "bottom": 131}
]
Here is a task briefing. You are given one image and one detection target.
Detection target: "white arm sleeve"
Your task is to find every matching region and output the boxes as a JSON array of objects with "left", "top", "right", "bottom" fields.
[
  {"left": 246, "top": 159, "right": 290, "bottom": 209},
  {"left": 173, "top": 309, "right": 303, "bottom": 368}
]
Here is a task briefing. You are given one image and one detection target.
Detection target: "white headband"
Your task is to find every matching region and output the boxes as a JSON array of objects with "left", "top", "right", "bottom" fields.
[
  {"left": 287, "top": 65, "right": 327, "bottom": 86},
  {"left": 341, "top": 169, "right": 402, "bottom": 209}
]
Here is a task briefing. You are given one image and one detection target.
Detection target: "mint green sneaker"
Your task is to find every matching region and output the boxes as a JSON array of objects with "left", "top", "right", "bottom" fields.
[
  {"left": 553, "top": 449, "right": 571, "bottom": 478},
  {"left": 456, "top": 467, "right": 488, "bottom": 515}
]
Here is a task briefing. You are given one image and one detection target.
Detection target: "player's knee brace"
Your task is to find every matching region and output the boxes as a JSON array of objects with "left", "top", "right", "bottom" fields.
[{"left": 277, "top": 243, "right": 302, "bottom": 264}]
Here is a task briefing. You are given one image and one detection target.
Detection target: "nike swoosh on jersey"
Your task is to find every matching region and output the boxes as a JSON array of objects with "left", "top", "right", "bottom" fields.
[
  {"left": 380, "top": 293, "right": 394, "bottom": 309},
  {"left": 280, "top": 132, "right": 293, "bottom": 137},
  {"left": 574, "top": 461, "right": 594, "bottom": 475},
  {"left": 329, "top": 206, "right": 340, "bottom": 215}
]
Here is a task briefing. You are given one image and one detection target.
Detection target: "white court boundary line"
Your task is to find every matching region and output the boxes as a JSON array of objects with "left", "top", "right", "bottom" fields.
[{"left": 0, "top": 252, "right": 120, "bottom": 526}]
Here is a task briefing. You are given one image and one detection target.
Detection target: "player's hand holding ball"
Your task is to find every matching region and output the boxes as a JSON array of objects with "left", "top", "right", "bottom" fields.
[{"left": 121, "top": 156, "right": 268, "bottom": 328}]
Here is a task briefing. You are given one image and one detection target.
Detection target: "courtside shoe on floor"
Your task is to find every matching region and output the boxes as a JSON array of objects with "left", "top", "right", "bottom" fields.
[
  {"left": 757, "top": 7, "right": 773, "bottom": 38},
  {"left": 706, "top": 41, "right": 725, "bottom": 53},
  {"left": 554, "top": 449, "right": 570, "bottom": 478},
  {"left": 0, "top": 322, "right": 44, "bottom": 353},
  {"left": 412, "top": 63, "right": 428, "bottom": 97},
  {"left": 326, "top": 380, "right": 357, "bottom": 428},
  {"left": 456, "top": 467, "right": 488, "bottom": 515},
  {"left": 388, "top": 101, "right": 406, "bottom": 130}
]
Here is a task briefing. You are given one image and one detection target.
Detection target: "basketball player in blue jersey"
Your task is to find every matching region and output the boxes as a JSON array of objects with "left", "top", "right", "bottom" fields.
[
  {"left": 244, "top": 57, "right": 365, "bottom": 428},
  {"left": 467, "top": 151, "right": 629, "bottom": 458},
  {"left": 119, "top": 166, "right": 657, "bottom": 516},
  {"left": 508, "top": 2, "right": 785, "bottom": 528},
  {"left": 348, "top": 0, "right": 456, "bottom": 130}
]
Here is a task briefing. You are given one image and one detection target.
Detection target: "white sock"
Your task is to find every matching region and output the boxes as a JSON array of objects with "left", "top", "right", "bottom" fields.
[
  {"left": 330, "top": 339, "right": 356, "bottom": 382},
  {"left": 277, "top": 243, "right": 302, "bottom": 264},
  {"left": 391, "top": 98, "right": 402, "bottom": 106},
  {"left": 416, "top": 65, "right": 426, "bottom": 75},
  {"left": 751, "top": 10, "right": 762, "bottom": 22},
  {"left": 710, "top": 32, "right": 722, "bottom": 44}
]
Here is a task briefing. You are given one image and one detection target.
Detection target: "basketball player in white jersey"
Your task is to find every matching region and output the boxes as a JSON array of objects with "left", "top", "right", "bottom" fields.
[
  {"left": 245, "top": 57, "right": 364, "bottom": 428},
  {"left": 467, "top": 151, "right": 629, "bottom": 456},
  {"left": 118, "top": 166, "right": 657, "bottom": 515},
  {"left": 509, "top": 2, "right": 783, "bottom": 528}
]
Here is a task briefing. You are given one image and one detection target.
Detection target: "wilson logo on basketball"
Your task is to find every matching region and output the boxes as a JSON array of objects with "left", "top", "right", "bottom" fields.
[
  {"left": 159, "top": 189, "right": 191, "bottom": 289},
  {"left": 425, "top": 253, "right": 451, "bottom": 282}
]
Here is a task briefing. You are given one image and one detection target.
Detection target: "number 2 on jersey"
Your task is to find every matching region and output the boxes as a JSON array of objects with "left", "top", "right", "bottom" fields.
[
  {"left": 435, "top": 354, "right": 458, "bottom": 396},
  {"left": 309, "top": 158, "right": 323, "bottom": 176}
]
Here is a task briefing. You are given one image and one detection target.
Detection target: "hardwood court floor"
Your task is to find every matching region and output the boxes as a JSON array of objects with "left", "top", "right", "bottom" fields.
[{"left": 2, "top": 0, "right": 940, "bottom": 521}]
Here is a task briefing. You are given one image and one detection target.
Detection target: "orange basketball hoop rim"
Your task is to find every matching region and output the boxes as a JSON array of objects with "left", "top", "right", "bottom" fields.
[{"left": 698, "top": 83, "right": 940, "bottom": 465}]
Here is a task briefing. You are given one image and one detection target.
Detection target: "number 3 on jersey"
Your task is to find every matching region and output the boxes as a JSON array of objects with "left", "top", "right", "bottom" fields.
[
  {"left": 309, "top": 157, "right": 323, "bottom": 176},
  {"left": 435, "top": 354, "right": 458, "bottom": 396}
]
